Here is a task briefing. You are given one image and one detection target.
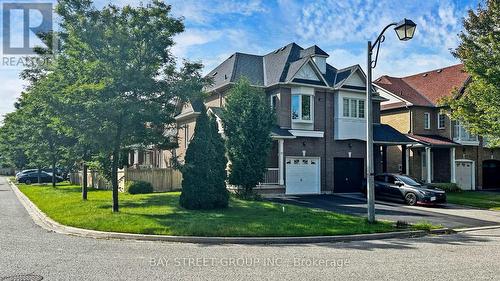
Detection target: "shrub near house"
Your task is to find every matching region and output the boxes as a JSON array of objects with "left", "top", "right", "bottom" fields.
[{"left": 179, "top": 105, "right": 229, "bottom": 210}]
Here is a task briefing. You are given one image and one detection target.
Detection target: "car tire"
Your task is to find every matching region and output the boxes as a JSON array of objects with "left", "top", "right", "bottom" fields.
[
  {"left": 25, "top": 179, "right": 32, "bottom": 185},
  {"left": 405, "top": 192, "right": 417, "bottom": 206}
]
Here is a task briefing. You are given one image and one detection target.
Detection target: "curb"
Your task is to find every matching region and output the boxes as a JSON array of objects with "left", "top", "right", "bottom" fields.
[
  {"left": 9, "top": 179, "right": 436, "bottom": 245},
  {"left": 453, "top": 225, "right": 500, "bottom": 233}
]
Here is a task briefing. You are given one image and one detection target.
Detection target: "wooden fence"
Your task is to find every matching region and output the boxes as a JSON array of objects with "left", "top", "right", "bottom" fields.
[{"left": 70, "top": 168, "right": 182, "bottom": 193}]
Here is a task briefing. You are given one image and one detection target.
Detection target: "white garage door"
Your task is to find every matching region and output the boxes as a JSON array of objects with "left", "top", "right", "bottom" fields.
[
  {"left": 456, "top": 160, "right": 474, "bottom": 190},
  {"left": 285, "top": 157, "right": 320, "bottom": 195}
]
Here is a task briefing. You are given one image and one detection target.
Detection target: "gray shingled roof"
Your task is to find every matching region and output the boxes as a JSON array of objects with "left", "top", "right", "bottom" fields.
[{"left": 205, "top": 42, "right": 362, "bottom": 91}]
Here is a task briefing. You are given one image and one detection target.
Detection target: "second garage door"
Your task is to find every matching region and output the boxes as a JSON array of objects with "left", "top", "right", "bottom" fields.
[
  {"left": 285, "top": 157, "right": 320, "bottom": 195},
  {"left": 334, "top": 158, "right": 364, "bottom": 193}
]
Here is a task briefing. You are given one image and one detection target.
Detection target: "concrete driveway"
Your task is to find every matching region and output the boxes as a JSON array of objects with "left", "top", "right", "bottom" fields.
[{"left": 267, "top": 193, "right": 500, "bottom": 229}]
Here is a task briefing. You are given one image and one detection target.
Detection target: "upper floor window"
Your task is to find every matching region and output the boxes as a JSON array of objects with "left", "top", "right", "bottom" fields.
[
  {"left": 454, "top": 121, "right": 479, "bottom": 143},
  {"left": 270, "top": 95, "right": 278, "bottom": 111},
  {"left": 292, "top": 94, "right": 313, "bottom": 122},
  {"left": 424, "top": 113, "right": 430, "bottom": 129},
  {"left": 342, "top": 98, "right": 365, "bottom": 119},
  {"left": 437, "top": 113, "right": 446, "bottom": 129}
]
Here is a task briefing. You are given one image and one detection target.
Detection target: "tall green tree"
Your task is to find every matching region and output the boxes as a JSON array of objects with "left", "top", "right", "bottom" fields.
[
  {"left": 222, "top": 78, "right": 275, "bottom": 194},
  {"left": 179, "top": 106, "right": 228, "bottom": 209},
  {"left": 444, "top": 0, "right": 500, "bottom": 146},
  {"left": 54, "top": 0, "right": 205, "bottom": 212}
]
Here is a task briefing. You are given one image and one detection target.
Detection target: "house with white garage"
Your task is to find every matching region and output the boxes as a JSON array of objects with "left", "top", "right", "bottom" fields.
[
  {"left": 375, "top": 64, "right": 500, "bottom": 190},
  {"left": 131, "top": 43, "right": 414, "bottom": 194}
]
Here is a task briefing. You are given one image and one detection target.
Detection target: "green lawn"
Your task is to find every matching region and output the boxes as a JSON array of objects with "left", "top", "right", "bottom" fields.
[
  {"left": 446, "top": 191, "right": 500, "bottom": 211},
  {"left": 16, "top": 182, "right": 396, "bottom": 237}
]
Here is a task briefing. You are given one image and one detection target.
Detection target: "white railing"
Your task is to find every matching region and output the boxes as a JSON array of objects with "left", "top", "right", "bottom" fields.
[
  {"left": 261, "top": 168, "right": 279, "bottom": 185},
  {"left": 454, "top": 123, "right": 479, "bottom": 144}
]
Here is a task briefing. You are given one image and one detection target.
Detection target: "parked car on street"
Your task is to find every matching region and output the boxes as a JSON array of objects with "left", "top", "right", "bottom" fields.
[
  {"left": 17, "top": 171, "right": 64, "bottom": 185},
  {"left": 364, "top": 173, "right": 446, "bottom": 206},
  {"left": 15, "top": 169, "right": 38, "bottom": 180}
]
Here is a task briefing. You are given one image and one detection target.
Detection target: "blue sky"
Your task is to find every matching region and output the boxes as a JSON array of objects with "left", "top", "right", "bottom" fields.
[{"left": 0, "top": 0, "right": 480, "bottom": 122}]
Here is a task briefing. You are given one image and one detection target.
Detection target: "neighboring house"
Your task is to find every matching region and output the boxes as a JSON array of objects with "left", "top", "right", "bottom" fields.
[
  {"left": 375, "top": 64, "right": 500, "bottom": 190},
  {"left": 133, "top": 42, "right": 412, "bottom": 195}
]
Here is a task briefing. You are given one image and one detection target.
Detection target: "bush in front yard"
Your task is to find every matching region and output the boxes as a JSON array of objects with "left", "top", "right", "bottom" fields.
[
  {"left": 430, "top": 183, "right": 461, "bottom": 193},
  {"left": 126, "top": 181, "right": 154, "bottom": 194},
  {"left": 179, "top": 105, "right": 229, "bottom": 210}
]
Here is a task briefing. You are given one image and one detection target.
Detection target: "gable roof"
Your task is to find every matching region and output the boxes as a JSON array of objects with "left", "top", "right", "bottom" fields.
[
  {"left": 205, "top": 42, "right": 355, "bottom": 91},
  {"left": 374, "top": 64, "right": 470, "bottom": 108}
]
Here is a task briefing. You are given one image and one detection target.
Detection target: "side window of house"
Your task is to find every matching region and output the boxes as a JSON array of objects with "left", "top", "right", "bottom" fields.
[
  {"left": 343, "top": 97, "right": 365, "bottom": 118},
  {"left": 438, "top": 113, "right": 446, "bottom": 129},
  {"left": 424, "top": 112, "right": 430, "bottom": 129},
  {"left": 271, "top": 95, "right": 278, "bottom": 111},
  {"left": 292, "top": 94, "right": 313, "bottom": 121}
]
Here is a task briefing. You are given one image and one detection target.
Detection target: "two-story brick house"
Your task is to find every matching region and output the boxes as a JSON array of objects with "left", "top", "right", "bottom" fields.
[
  {"left": 131, "top": 42, "right": 414, "bottom": 194},
  {"left": 375, "top": 64, "right": 500, "bottom": 190}
]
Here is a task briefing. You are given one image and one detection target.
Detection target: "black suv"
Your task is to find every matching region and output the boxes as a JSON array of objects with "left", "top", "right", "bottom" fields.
[{"left": 370, "top": 173, "right": 446, "bottom": 206}]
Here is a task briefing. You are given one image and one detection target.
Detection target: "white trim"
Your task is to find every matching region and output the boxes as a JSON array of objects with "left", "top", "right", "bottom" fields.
[
  {"left": 289, "top": 130, "right": 324, "bottom": 138},
  {"left": 334, "top": 65, "right": 365, "bottom": 90}
]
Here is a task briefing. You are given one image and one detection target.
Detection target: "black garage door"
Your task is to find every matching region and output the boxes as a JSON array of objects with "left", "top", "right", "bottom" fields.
[
  {"left": 483, "top": 160, "right": 500, "bottom": 189},
  {"left": 334, "top": 158, "right": 364, "bottom": 193}
]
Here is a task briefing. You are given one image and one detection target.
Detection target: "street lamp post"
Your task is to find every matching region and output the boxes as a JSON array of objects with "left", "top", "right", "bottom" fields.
[{"left": 366, "top": 19, "right": 416, "bottom": 223}]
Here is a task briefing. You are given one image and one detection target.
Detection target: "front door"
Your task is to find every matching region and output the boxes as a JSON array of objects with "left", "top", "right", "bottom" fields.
[
  {"left": 483, "top": 160, "right": 500, "bottom": 189},
  {"left": 334, "top": 158, "right": 364, "bottom": 193}
]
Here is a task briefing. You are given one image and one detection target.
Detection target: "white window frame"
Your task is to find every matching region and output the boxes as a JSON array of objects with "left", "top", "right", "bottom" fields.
[
  {"left": 437, "top": 113, "right": 446, "bottom": 129},
  {"left": 342, "top": 97, "right": 365, "bottom": 119},
  {"left": 424, "top": 112, "right": 431, "bottom": 129},
  {"left": 291, "top": 94, "right": 314, "bottom": 123}
]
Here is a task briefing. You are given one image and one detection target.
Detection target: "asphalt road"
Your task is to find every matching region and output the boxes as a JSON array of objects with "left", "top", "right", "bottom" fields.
[
  {"left": 1, "top": 176, "right": 500, "bottom": 281},
  {"left": 268, "top": 194, "right": 500, "bottom": 228}
]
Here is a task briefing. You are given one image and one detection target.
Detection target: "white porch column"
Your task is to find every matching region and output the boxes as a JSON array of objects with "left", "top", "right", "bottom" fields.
[
  {"left": 425, "top": 147, "right": 432, "bottom": 183},
  {"left": 450, "top": 147, "right": 456, "bottom": 183},
  {"left": 134, "top": 150, "right": 140, "bottom": 166},
  {"left": 278, "top": 139, "right": 284, "bottom": 185},
  {"left": 405, "top": 147, "right": 410, "bottom": 175}
]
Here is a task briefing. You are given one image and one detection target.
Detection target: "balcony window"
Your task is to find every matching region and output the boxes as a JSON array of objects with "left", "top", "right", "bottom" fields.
[
  {"left": 342, "top": 98, "right": 365, "bottom": 118},
  {"left": 454, "top": 121, "right": 478, "bottom": 143},
  {"left": 292, "top": 94, "right": 313, "bottom": 122}
]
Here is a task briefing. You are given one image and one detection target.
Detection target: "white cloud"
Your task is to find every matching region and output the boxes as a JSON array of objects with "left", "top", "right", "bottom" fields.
[
  {"left": 0, "top": 72, "right": 25, "bottom": 123},
  {"left": 172, "top": 29, "right": 224, "bottom": 59},
  {"left": 168, "top": 0, "right": 268, "bottom": 24}
]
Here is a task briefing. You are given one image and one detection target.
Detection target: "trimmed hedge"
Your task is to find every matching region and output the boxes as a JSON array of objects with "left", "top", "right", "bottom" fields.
[
  {"left": 126, "top": 181, "right": 154, "bottom": 194},
  {"left": 430, "top": 182, "right": 461, "bottom": 193}
]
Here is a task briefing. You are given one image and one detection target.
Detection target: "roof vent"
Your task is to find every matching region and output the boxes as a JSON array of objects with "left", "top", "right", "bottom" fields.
[
  {"left": 280, "top": 46, "right": 286, "bottom": 51},
  {"left": 437, "top": 69, "right": 442, "bottom": 73},
  {"left": 274, "top": 49, "right": 280, "bottom": 54},
  {"left": 224, "top": 74, "right": 228, "bottom": 80},
  {"left": 422, "top": 73, "right": 428, "bottom": 77},
  {"left": 229, "top": 54, "right": 234, "bottom": 59},
  {"left": 212, "top": 72, "right": 217, "bottom": 76}
]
